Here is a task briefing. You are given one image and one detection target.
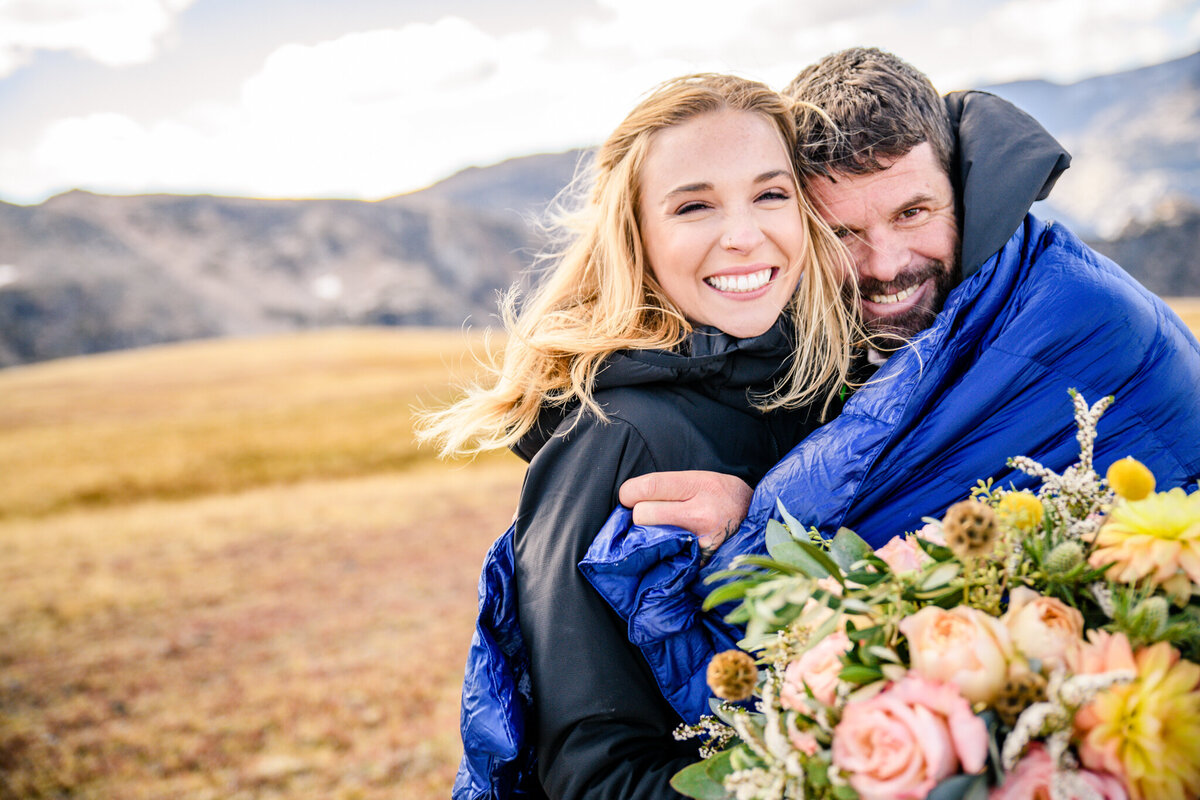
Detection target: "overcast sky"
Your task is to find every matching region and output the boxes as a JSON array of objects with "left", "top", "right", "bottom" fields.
[{"left": 1, "top": 0, "right": 1197, "bottom": 205}]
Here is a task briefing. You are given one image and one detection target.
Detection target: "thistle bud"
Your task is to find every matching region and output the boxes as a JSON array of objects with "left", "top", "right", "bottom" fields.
[
  {"left": 1106, "top": 456, "right": 1156, "bottom": 501},
  {"left": 1131, "top": 596, "right": 1169, "bottom": 640},
  {"left": 706, "top": 650, "right": 758, "bottom": 701},
  {"left": 942, "top": 500, "right": 998, "bottom": 558},
  {"left": 1044, "top": 540, "right": 1085, "bottom": 574}
]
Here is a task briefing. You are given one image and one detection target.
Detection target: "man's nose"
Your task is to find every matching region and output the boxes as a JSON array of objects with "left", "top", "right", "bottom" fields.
[{"left": 859, "top": 233, "right": 909, "bottom": 283}]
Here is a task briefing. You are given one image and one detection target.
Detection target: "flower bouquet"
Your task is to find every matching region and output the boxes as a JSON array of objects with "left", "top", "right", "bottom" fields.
[{"left": 672, "top": 392, "right": 1200, "bottom": 800}]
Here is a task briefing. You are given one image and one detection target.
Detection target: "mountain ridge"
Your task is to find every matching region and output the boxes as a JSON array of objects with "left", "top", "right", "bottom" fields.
[{"left": 0, "top": 53, "right": 1196, "bottom": 367}]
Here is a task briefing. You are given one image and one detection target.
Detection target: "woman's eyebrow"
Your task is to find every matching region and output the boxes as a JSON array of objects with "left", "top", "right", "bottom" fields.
[
  {"left": 664, "top": 182, "right": 712, "bottom": 198},
  {"left": 754, "top": 169, "right": 790, "bottom": 183}
]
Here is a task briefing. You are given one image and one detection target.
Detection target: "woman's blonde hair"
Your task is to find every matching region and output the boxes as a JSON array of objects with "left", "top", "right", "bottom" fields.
[{"left": 417, "top": 73, "right": 861, "bottom": 458}]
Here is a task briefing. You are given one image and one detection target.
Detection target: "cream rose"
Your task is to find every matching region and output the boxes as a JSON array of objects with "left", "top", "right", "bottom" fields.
[
  {"left": 833, "top": 676, "right": 987, "bottom": 800},
  {"left": 1003, "top": 587, "right": 1085, "bottom": 672},
  {"left": 900, "top": 606, "right": 1012, "bottom": 705}
]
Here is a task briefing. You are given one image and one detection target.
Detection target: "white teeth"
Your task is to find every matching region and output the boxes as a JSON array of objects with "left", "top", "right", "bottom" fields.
[
  {"left": 706, "top": 268, "right": 772, "bottom": 294},
  {"left": 869, "top": 284, "right": 919, "bottom": 304}
]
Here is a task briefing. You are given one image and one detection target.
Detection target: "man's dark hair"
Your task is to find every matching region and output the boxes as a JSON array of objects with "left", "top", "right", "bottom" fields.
[{"left": 785, "top": 47, "right": 953, "bottom": 181}]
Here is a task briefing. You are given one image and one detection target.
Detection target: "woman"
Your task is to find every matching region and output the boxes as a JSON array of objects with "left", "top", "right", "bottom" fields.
[{"left": 419, "top": 74, "right": 859, "bottom": 800}]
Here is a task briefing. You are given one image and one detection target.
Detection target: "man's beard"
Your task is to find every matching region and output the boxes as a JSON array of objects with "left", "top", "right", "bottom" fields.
[{"left": 855, "top": 257, "right": 961, "bottom": 352}]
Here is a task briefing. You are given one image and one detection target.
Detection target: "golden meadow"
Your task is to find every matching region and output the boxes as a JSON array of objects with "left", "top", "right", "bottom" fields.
[{"left": 2, "top": 301, "right": 1199, "bottom": 799}]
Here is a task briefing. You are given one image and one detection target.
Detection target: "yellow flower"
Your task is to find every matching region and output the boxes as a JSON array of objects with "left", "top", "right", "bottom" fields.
[
  {"left": 1106, "top": 457, "right": 1156, "bottom": 501},
  {"left": 1088, "top": 488, "right": 1200, "bottom": 601},
  {"left": 996, "top": 490, "right": 1045, "bottom": 533},
  {"left": 1075, "top": 640, "right": 1200, "bottom": 800}
]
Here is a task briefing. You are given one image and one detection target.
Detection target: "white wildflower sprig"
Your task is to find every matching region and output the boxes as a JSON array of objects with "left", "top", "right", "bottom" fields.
[
  {"left": 1001, "top": 668, "right": 1136, "bottom": 771},
  {"left": 1008, "top": 391, "right": 1115, "bottom": 535},
  {"left": 674, "top": 714, "right": 738, "bottom": 759}
]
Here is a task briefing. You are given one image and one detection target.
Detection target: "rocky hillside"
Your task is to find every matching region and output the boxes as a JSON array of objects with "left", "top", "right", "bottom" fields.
[
  {"left": 985, "top": 51, "right": 1200, "bottom": 240},
  {"left": 0, "top": 52, "right": 1196, "bottom": 367}
]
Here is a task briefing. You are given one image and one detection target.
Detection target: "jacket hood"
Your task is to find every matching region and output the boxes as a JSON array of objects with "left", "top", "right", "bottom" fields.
[
  {"left": 946, "top": 90, "right": 1072, "bottom": 278},
  {"left": 511, "top": 319, "right": 797, "bottom": 462}
]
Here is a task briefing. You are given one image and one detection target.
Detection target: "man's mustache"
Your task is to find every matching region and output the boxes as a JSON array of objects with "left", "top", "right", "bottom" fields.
[{"left": 857, "top": 263, "right": 948, "bottom": 296}]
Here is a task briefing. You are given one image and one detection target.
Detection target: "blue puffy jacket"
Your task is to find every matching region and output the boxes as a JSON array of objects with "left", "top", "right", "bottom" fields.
[
  {"left": 584, "top": 211, "right": 1200, "bottom": 724},
  {"left": 453, "top": 90, "right": 1200, "bottom": 797}
]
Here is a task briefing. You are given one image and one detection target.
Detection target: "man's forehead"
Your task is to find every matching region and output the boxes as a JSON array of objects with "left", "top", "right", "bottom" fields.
[{"left": 807, "top": 144, "right": 953, "bottom": 220}]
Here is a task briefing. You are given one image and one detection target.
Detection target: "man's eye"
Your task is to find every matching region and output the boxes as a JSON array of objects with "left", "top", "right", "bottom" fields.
[{"left": 898, "top": 207, "right": 924, "bottom": 220}]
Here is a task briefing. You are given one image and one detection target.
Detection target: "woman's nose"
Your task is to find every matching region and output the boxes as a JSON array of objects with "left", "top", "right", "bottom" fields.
[{"left": 720, "top": 212, "right": 766, "bottom": 252}]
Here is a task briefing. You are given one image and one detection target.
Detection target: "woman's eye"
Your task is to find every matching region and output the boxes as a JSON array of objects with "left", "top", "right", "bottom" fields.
[
  {"left": 675, "top": 201, "right": 708, "bottom": 215},
  {"left": 831, "top": 226, "right": 852, "bottom": 239},
  {"left": 757, "top": 189, "right": 790, "bottom": 202}
]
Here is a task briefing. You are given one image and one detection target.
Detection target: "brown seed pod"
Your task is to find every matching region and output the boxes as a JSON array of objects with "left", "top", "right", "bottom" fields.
[
  {"left": 994, "top": 667, "right": 1048, "bottom": 727},
  {"left": 942, "top": 500, "right": 999, "bottom": 558},
  {"left": 706, "top": 649, "right": 758, "bottom": 702}
]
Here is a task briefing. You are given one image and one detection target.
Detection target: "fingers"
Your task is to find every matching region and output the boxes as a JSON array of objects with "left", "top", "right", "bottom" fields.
[
  {"left": 622, "top": 471, "right": 753, "bottom": 548},
  {"left": 619, "top": 470, "right": 708, "bottom": 507}
]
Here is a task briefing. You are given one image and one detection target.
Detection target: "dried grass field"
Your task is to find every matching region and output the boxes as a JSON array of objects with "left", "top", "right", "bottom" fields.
[
  {"left": 0, "top": 328, "right": 523, "bottom": 800},
  {"left": 2, "top": 301, "right": 1198, "bottom": 800}
]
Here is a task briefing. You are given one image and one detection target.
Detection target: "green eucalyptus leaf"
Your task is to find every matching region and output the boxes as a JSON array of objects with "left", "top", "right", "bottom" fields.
[
  {"left": 775, "top": 500, "right": 807, "bottom": 537},
  {"left": 734, "top": 555, "right": 806, "bottom": 576},
  {"left": 832, "top": 784, "right": 859, "bottom": 800},
  {"left": 830, "top": 527, "right": 873, "bottom": 571},
  {"left": 927, "top": 773, "right": 988, "bottom": 800},
  {"left": 920, "top": 561, "right": 962, "bottom": 590},
  {"left": 791, "top": 539, "right": 845, "bottom": 585},
  {"left": 708, "top": 699, "right": 743, "bottom": 727},
  {"left": 706, "top": 746, "right": 737, "bottom": 784},
  {"left": 838, "top": 664, "right": 884, "bottom": 684},
  {"left": 916, "top": 537, "right": 954, "bottom": 561},
  {"left": 844, "top": 569, "right": 887, "bottom": 586},
  {"left": 702, "top": 581, "right": 754, "bottom": 611},
  {"left": 670, "top": 759, "right": 729, "bottom": 800},
  {"left": 766, "top": 519, "right": 829, "bottom": 576}
]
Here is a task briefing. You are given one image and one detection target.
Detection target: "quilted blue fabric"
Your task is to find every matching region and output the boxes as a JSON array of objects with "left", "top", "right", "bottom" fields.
[
  {"left": 453, "top": 525, "right": 541, "bottom": 800},
  {"left": 583, "top": 215, "right": 1200, "bottom": 724}
]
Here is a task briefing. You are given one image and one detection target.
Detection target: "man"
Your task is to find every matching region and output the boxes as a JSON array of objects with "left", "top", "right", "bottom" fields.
[{"left": 588, "top": 47, "right": 1200, "bottom": 724}]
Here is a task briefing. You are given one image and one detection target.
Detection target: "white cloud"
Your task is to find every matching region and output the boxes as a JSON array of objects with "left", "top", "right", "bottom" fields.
[
  {"left": 1, "top": 3, "right": 1197, "bottom": 203},
  {"left": 0, "top": 0, "right": 195, "bottom": 77}
]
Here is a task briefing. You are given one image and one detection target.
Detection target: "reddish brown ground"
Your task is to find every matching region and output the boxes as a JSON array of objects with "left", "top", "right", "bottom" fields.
[{"left": 0, "top": 461, "right": 524, "bottom": 800}]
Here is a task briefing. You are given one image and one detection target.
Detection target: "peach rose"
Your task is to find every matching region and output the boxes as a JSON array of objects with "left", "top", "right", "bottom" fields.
[
  {"left": 877, "top": 535, "right": 930, "bottom": 575},
  {"left": 1003, "top": 587, "right": 1085, "bottom": 672},
  {"left": 916, "top": 522, "right": 946, "bottom": 546},
  {"left": 989, "top": 744, "right": 1127, "bottom": 800},
  {"left": 1067, "top": 629, "right": 1137, "bottom": 677},
  {"left": 833, "top": 676, "right": 987, "bottom": 800},
  {"left": 900, "top": 606, "right": 1012, "bottom": 705},
  {"left": 781, "top": 630, "right": 852, "bottom": 708}
]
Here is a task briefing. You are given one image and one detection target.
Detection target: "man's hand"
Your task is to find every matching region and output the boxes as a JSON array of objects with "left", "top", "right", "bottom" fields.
[{"left": 618, "top": 470, "right": 753, "bottom": 551}]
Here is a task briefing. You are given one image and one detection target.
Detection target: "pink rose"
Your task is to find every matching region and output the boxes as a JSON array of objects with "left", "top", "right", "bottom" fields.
[
  {"left": 990, "top": 744, "right": 1127, "bottom": 800},
  {"left": 787, "top": 727, "right": 820, "bottom": 756},
  {"left": 1003, "top": 587, "right": 1085, "bottom": 672},
  {"left": 833, "top": 676, "right": 987, "bottom": 800},
  {"left": 781, "top": 630, "right": 852, "bottom": 708},
  {"left": 877, "top": 535, "right": 930, "bottom": 575},
  {"left": 900, "top": 606, "right": 1012, "bottom": 705}
]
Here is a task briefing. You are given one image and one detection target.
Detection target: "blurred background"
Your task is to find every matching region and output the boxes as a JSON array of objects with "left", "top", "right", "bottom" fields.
[{"left": 0, "top": 2, "right": 1198, "bottom": 798}]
